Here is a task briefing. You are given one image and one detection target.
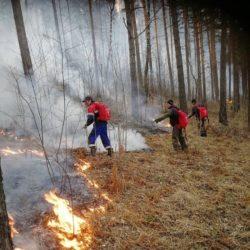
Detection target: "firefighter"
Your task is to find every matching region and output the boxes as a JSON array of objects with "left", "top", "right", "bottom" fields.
[
  {"left": 154, "top": 99, "right": 188, "bottom": 151},
  {"left": 188, "top": 99, "right": 208, "bottom": 137},
  {"left": 82, "top": 96, "right": 112, "bottom": 156}
]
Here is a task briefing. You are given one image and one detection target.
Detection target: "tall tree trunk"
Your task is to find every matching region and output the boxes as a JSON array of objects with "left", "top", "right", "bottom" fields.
[
  {"left": 88, "top": 0, "right": 100, "bottom": 94},
  {"left": 193, "top": 10, "right": 203, "bottom": 100},
  {"left": 200, "top": 23, "right": 207, "bottom": 104},
  {"left": 124, "top": 0, "right": 139, "bottom": 117},
  {"left": 228, "top": 27, "right": 232, "bottom": 100},
  {"left": 241, "top": 55, "right": 248, "bottom": 104},
  {"left": 141, "top": 0, "right": 152, "bottom": 100},
  {"left": 0, "top": 159, "right": 13, "bottom": 250},
  {"left": 183, "top": 7, "right": 191, "bottom": 100},
  {"left": 131, "top": 3, "right": 144, "bottom": 97},
  {"left": 11, "top": 0, "right": 33, "bottom": 76},
  {"left": 153, "top": 0, "right": 163, "bottom": 98},
  {"left": 106, "top": 1, "right": 115, "bottom": 73},
  {"left": 209, "top": 22, "right": 219, "bottom": 101},
  {"left": 161, "top": 0, "right": 174, "bottom": 97},
  {"left": 219, "top": 21, "right": 228, "bottom": 125},
  {"left": 207, "top": 28, "right": 215, "bottom": 101},
  {"left": 232, "top": 31, "right": 240, "bottom": 112},
  {"left": 169, "top": 0, "right": 187, "bottom": 113},
  {"left": 207, "top": 28, "right": 215, "bottom": 100},
  {"left": 248, "top": 52, "right": 250, "bottom": 131}
]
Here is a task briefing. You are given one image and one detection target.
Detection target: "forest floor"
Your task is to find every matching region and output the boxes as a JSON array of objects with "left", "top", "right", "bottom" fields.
[{"left": 72, "top": 113, "right": 250, "bottom": 249}]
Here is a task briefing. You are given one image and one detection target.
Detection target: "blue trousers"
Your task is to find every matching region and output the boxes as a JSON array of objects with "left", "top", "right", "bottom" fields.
[{"left": 88, "top": 122, "right": 111, "bottom": 149}]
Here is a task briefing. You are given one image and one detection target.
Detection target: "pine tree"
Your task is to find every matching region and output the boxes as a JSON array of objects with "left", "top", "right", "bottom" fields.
[
  {"left": 169, "top": 0, "right": 188, "bottom": 113},
  {"left": 219, "top": 20, "right": 228, "bottom": 125}
]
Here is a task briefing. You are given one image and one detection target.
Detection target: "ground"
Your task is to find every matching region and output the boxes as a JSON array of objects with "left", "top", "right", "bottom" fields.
[{"left": 72, "top": 115, "right": 250, "bottom": 249}]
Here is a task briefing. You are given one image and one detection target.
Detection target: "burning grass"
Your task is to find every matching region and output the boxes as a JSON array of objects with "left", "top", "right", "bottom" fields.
[
  {"left": 44, "top": 191, "right": 92, "bottom": 249},
  {"left": 71, "top": 115, "right": 249, "bottom": 249}
]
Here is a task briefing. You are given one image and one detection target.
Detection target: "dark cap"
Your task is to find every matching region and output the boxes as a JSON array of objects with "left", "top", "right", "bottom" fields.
[
  {"left": 82, "top": 96, "right": 94, "bottom": 102},
  {"left": 167, "top": 99, "right": 174, "bottom": 105}
]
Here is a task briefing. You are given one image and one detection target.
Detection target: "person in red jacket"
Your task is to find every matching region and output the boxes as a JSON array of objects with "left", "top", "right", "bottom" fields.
[
  {"left": 188, "top": 99, "right": 208, "bottom": 137},
  {"left": 154, "top": 99, "right": 188, "bottom": 151},
  {"left": 82, "top": 96, "right": 112, "bottom": 156}
]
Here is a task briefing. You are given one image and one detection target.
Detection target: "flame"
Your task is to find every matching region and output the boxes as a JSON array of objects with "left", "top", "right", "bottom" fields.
[
  {"left": 45, "top": 159, "right": 113, "bottom": 249},
  {"left": 44, "top": 191, "right": 91, "bottom": 249},
  {"left": 8, "top": 214, "right": 18, "bottom": 238},
  {"left": 0, "top": 147, "right": 44, "bottom": 157},
  {"left": 74, "top": 160, "right": 91, "bottom": 171},
  {"left": 160, "top": 121, "right": 171, "bottom": 128},
  {"left": 165, "top": 123, "right": 171, "bottom": 128}
]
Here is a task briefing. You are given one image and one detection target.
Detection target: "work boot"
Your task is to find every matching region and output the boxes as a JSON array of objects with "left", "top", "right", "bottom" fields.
[
  {"left": 90, "top": 146, "right": 96, "bottom": 156},
  {"left": 107, "top": 148, "right": 113, "bottom": 157}
]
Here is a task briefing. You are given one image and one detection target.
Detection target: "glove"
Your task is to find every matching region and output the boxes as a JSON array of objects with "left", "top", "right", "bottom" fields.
[
  {"left": 154, "top": 119, "right": 159, "bottom": 123},
  {"left": 83, "top": 124, "right": 87, "bottom": 129}
]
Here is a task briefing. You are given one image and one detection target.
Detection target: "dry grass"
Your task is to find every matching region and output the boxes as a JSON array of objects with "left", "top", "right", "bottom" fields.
[{"left": 72, "top": 112, "right": 250, "bottom": 249}]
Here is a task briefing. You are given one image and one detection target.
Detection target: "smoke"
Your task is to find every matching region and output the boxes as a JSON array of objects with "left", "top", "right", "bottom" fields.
[
  {"left": 0, "top": 3, "right": 151, "bottom": 247},
  {"left": 0, "top": 0, "right": 159, "bottom": 161}
]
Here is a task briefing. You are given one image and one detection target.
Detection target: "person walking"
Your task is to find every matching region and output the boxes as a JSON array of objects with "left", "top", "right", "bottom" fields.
[
  {"left": 82, "top": 96, "right": 112, "bottom": 156},
  {"left": 188, "top": 99, "right": 208, "bottom": 137}
]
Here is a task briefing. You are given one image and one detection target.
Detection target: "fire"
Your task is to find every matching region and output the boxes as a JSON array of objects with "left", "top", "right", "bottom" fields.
[
  {"left": 1, "top": 148, "right": 24, "bottom": 156},
  {"left": 44, "top": 191, "right": 91, "bottom": 249},
  {"left": 159, "top": 120, "right": 171, "bottom": 128},
  {"left": 0, "top": 147, "right": 44, "bottom": 157},
  {"left": 165, "top": 123, "right": 171, "bottom": 128},
  {"left": 8, "top": 214, "right": 18, "bottom": 238},
  {"left": 74, "top": 160, "right": 91, "bottom": 171},
  {"left": 45, "top": 159, "right": 113, "bottom": 249}
]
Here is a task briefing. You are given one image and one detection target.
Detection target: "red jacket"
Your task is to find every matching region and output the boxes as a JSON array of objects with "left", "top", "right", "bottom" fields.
[{"left": 86, "top": 102, "right": 111, "bottom": 126}]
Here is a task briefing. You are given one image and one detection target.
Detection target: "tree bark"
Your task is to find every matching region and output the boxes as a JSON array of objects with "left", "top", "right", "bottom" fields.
[
  {"left": 183, "top": 7, "right": 191, "bottom": 100},
  {"left": 124, "top": 0, "right": 139, "bottom": 117},
  {"left": 207, "top": 27, "right": 215, "bottom": 100},
  {"left": 0, "top": 158, "right": 13, "bottom": 250},
  {"left": 161, "top": 0, "right": 174, "bottom": 97},
  {"left": 11, "top": 0, "right": 33, "bottom": 76},
  {"left": 227, "top": 27, "right": 232, "bottom": 100},
  {"left": 219, "top": 21, "right": 228, "bottom": 125},
  {"left": 248, "top": 52, "right": 250, "bottom": 131},
  {"left": 209, "top": 22, "right": 219, "bottom": 101},
  {"left": 232, "top": 30, "right": 240, "bottom": 112},
  {"left": 200, "top": 22, "right": 207, "bottom": 104},
  {"left": 141, "top": 0, "right": 153, "bottom": 100},
  {"left": 169, "top": 0, "right": 188, "bottom": 113},
  {"left": 193, "top": 10, "right": 203, "bottom": 100},
  {"left": 241, "top": 55, "right": 248, "bottom": 103},
  {"left": 131, "top": 2, "right": 144, "bottom": 97},
  {"left": 153, "top": 0, "right": 163, "bottom": 97}
]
